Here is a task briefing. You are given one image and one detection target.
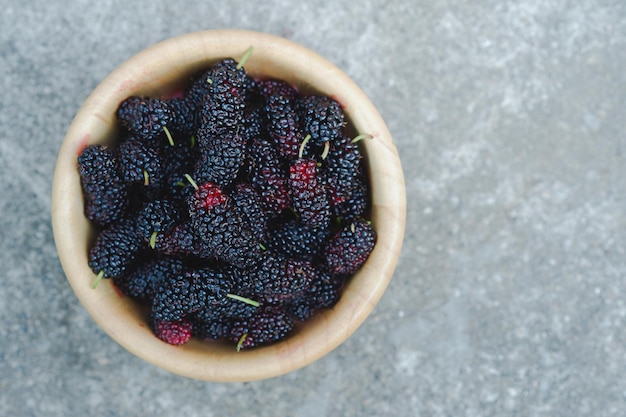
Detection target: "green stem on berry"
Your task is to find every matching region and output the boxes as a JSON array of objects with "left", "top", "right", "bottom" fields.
[
  {"left": 207, "top": 77, "right": 213, "bottom": 85},
  {"left": 227, "top": 293, "right": 260, "bottom": 307},
  {"left": 184, "top": 174, "right": 199, "bottom": 191},
  {"left": 163, "top": 126, "right": 175, "bottom": 146},
  {"left": 149, "top": 231, "right": 158, "bottom": 249},
  {"left": 236, "top": 333, "right": 248, "bottom": 352},
  {"left": 92, "top": 270, "right": 104, "bottom": 289},
  {"left": 190, "top": 135, "right": 196, "bottom": 149},
  {"left": 351, "top": 133, "right": 373, "bottom": 144},
  {"left": 143, "top": 170, "right": 150, "bottom": 186},
  {"left": 237, "top": 46, "right": 254, "bottom": 70},
  {"left": 258, "top": 243, "right": 267, "bottom": 251},
  {"left": 321, "top": 141, "right": 331, "bottom": 160},
  {"left": 298, "top": 134, "right": 312, "bottom": 159},
  {"left": 350, "top": 223, "right": 356, "bottom": 233}
]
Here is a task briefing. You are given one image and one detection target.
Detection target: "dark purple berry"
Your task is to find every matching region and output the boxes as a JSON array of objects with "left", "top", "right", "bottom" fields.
[
  {"left": 151, "top": 272, "right": 195, "bottom": 322},
  {"left": 116, "top": 138, "right": 164, "bottom": 188},
  {"left": 265, "top": 218, "right": 329, "bottom": 261},
  {"left": 160, "top": 139, "right": 199, "bottom": 195},
  {"left": 230, "top": 305, "right": 294, "bottom": 350},
  {"left": 231, "top": 183, "right": 268, "bottom": 243},
  {"left": 184, "top": 69, "right": 214, "bottom": 110},
  {"left": 242, "top": 104, "right": 265, "bottom": 144},
  {"left": 78, "top": 144, "right": 128, "bottom": 227},
  {"left": 167, "top": 97, "right": 199, "bottom": 137},
  {"left": 332, "top": 175, "right": 369, "bottom": 220},
  {"left": 256, "top": 79, "right": 299, "bottom": 101},
  {"left": 136, "top": 199, "right": 181, "bottom": 243},
  {"left": 324, "top": 218, "right": 376, "bottom": 276},
  {"left": 289, "top": 158, "right": 331, "bottom": 228},
  {"left": 192, "top": 131, "right": 246, "bottom": 188},
  {"left": 247, "top": 136, "right": 291, "bottom": 215},
  {"left": 250, "top": 253, "right": 317, "bottom": 303},
  {"left": 153, "top": 220, "right": 197, "bottom": 257},
  {"left": 184, "top": 267, "right": 234, "bottom": 311},
  {"left": 113, "top": 256, "right": 185, "bottom": 300},
  {"left": 191, "top": 313, "right": 233, "bottom": 340},
  {"left": 298, "top": 95, "right": 345, "bottom": 147},
  {"left": 191, "top": 287, "right": 258, "bottom": 341},
  {"left": 88, "top": 216, "right": 142, "bottom": 280},
  {"left": 324, "top": 135, "right": 363, "bottom": 207},
  {"left": 198, "top": 58, "right": 247, "bottom": 137},
  {"left": 289, "top": 269, "right": 344, "bottom": 321},
  {"left": 117, "top": 96, "right": 175, "bottom": 142},
  {"left": 187, "top": 182, "right": 261, "bottom": 267},
  {"left": 263, "top": 89, "right": 303, "bottom": 161}
]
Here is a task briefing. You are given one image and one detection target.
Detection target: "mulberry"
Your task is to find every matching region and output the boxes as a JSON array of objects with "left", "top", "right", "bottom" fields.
[
  {"left": 230, "top": 305, "right": 294, "bottom": 350},
  {"left": 77, "top": 144, "right": 128, "bottom": 227},
  {"left": 117, "top": 96, "right": 175, "bottom": 142},
  {"left": 324, "top": 218, "right": 376, "bottom": 276},
  {"left": 289, "top": 158, "right": 331, "bottom": 228},
  {"left": 87, "top": 216, "right": 142, "bottom": 281}
]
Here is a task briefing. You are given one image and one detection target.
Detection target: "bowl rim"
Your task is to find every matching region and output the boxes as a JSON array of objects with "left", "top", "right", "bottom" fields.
[{"left": 51, "top": 29, "right": 406, "bottom": 382}]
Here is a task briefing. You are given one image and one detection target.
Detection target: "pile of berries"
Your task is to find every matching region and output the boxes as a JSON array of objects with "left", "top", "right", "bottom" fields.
[{"left": 77, "top": 48, "right": 376, "bottom": 350}]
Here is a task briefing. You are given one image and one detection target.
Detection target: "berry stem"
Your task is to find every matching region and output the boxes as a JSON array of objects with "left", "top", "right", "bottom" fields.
[
  {"left": 163, "top": 126, "right": 175, "bottom": 146},
  {"left": 226, "top": 293, "right": 260, "bottom": 307},
  {"left": 321, "top": 141, "right": 331, "bottom": 160},
  {"left": 143, "top": 170, "right": 150, "bottom": 186},
  {"left": 236, "top": 333, "right": 248, "bottom": 352},
  {"left": 351, "top": 133, "right": 373, "bottom": 144},
  {"left": 149, "top": 231, "right": 158, "bottom": 249},
  {"left": 237, "top": 46, "right": 254, "bottom": 70},
  {"left": 184, "top": 174, "right": 199, "bottom": 191},
  {"left": 298, "top": 134, "right": 312, "bottom": 159},
  {"left": 92, "top": 270, "right": 104, "bottom": 289}
]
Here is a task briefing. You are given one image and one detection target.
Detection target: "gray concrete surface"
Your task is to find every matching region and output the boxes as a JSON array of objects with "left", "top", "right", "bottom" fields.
[{"left": 2, "top": 1, "right": 625, "bottom": 416}]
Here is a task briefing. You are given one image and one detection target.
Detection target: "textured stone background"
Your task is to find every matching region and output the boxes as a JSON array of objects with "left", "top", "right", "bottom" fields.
[{"left": 2, "top": 1, "right": 625, "bottom": 416}]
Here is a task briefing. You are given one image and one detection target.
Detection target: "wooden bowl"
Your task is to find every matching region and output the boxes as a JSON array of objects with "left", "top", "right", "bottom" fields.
[{"left": 51, "top": 29, "right": 406, "bottom": 382}]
